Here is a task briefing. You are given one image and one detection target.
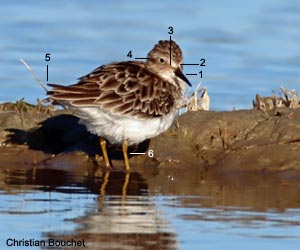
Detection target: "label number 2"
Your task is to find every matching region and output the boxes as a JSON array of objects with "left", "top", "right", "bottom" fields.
[{"left": 200, "top": 58, "right": 206, "bottom": 66}]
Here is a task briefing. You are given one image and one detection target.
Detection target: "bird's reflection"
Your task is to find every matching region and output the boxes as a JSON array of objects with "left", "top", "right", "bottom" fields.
[
  {"left": 2, "top": 167, "right": 177, "bottom": 250},
  {"left": 98, "top": 170, "right": 131, "bottom": 202},
  {"left": 2, "top": 167, "right": 147, "bottom": 197}
]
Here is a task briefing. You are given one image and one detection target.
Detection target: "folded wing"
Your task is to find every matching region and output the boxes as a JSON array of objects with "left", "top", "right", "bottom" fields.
[{"left": 47, "top": 62, "right": 179, "bottom": 118}]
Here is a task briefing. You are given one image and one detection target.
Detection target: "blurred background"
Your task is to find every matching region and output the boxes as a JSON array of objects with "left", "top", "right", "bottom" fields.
[
  {"left": 1, "top": 0, "right": 300, "bottom": 110},
  {"left": 2, "top": 2, "right": 300, "bottom": 249}
]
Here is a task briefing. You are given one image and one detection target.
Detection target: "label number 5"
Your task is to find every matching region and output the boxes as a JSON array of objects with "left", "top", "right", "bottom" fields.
[{"left": 45, "top": 53, "right": 51, "bottom": 62}]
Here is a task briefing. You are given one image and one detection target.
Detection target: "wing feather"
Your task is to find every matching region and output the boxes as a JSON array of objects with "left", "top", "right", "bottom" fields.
[{"left": 47, "top": 62, "right": 180, "bottom": 118}]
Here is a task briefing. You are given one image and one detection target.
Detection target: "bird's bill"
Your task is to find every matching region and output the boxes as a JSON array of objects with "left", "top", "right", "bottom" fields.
[{"left": 174, "top": 68, "right": 192, "bottom": 86}]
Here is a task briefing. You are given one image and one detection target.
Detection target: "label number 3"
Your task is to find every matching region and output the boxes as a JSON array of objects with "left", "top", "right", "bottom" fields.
[{"left": 168, "top": 26, "right": 173, "bottom": 35}]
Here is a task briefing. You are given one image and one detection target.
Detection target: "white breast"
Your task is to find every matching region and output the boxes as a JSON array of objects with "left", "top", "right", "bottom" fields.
[{"left": 75, "top": 107, "right": 176, "bottom": 145}]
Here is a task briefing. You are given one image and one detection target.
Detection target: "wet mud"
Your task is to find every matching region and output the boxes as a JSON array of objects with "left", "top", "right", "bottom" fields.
[
  {"left": 1, "top": 101, "right": 300, "bottom": 192},
  {"left": 1, "top": 101, "right": 300, "bottom": 249}
]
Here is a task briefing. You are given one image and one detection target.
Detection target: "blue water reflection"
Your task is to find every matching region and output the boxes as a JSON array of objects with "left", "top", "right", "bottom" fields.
[
  {"left": 1, "top": 2, "right": 300, "bottom": 248},
  {"left": 1, "top": 189, "right": 300, "bottom": 250},
  {"left": 1, "top": 0, "right": 300, "bottom": 110}
]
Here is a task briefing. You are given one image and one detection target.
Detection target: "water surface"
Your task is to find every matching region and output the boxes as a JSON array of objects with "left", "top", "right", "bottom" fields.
[
  {"left": 1, "top": 0, "right": 300, "bottom": 110},
  {"left": 1, "top": 1, "right": 300, "bottom": 249},
  {"left": 1, "top": 167, "right": 300, "bottom": 250}
]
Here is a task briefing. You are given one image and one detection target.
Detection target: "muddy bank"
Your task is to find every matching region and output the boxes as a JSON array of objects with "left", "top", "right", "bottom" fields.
[
  {"left": 1, "top": 100, "right": 300, "bottom": 173},
  {"left": 2, "top": 100, "right": 300, "bottom": 214},
  {"left": 152, "top": 108, "right": 300, "bottom": 172}
]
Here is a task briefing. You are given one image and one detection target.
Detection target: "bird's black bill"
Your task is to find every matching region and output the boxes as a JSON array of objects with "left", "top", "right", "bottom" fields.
[{"left": 175, "top": 68, "right": 192, "bottom": 87}]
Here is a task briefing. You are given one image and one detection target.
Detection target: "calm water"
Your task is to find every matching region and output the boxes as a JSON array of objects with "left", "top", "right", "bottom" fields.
[
  {"left": 1, "top": 169, "right": 300, "bottom": 250},
  {"left": 1, "top": 1, "right": 300, "bottom": 249},
  {"left": 1, "top": 0, "right": 300, "bottom": 110}
]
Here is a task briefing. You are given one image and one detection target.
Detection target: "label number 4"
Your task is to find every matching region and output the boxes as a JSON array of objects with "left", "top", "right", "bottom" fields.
[{"left": 127, "top": 50, "right": 132, "bottom": 58}]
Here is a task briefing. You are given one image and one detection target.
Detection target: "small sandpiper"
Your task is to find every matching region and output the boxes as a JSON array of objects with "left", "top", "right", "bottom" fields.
[{"left": 47, "top": 40, "right": 192, "bottom": 171}]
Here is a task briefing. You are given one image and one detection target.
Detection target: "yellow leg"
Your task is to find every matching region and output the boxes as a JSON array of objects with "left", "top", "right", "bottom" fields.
[
  {"left": 100, "top": 137, "right": 111, "bottom": 169},
  {"left": 122, "top": 139, "right": 130, "bottom": 172}
]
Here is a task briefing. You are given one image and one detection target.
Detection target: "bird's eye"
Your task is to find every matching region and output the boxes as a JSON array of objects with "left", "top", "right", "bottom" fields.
[{"left": 159, "top": 58, "right": 165, "bottom": 63}]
